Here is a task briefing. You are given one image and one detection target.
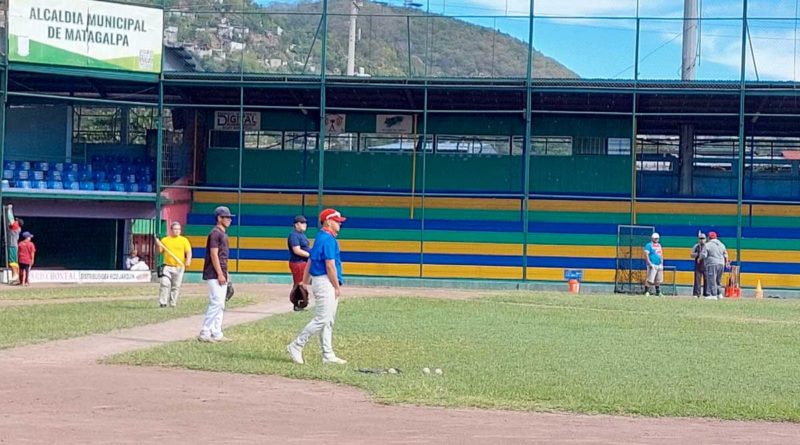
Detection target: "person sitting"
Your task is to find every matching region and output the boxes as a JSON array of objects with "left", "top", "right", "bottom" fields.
[{"left": 125, "top": 249, "right": 149, "bottom": 271}]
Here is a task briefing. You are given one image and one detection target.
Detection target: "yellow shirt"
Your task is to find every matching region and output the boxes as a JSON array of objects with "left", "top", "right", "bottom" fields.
[{"left": 160, "top": 235, "right": 192, "bottom": 267}]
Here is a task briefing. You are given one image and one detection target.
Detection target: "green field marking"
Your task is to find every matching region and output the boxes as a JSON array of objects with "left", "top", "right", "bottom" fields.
[
  {"left": 109, "top": 294, "right": 800, "bottom": 421},
  {"left": 0, "top": 295, "right": 255, "bottom": 349}
]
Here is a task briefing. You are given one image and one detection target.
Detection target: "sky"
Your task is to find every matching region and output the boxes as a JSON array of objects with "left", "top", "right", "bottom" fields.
[{"left": 255, "top": 0, "right": 800, "bottom": 81}]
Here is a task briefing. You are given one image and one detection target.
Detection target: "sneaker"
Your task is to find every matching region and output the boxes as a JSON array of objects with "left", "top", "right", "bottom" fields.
[
  {"left": 693, "top": 295, "right": 700, "bottom": 298},
  {"left": 197, "top": 334, "right": 214, "bottom": 343},
  {"left": 704, "top": 295, "right": 718, "bottom": 300},
  {"left": 322, "top": 356, "right": 348, "bottom": 365},
  {"left": 160, "top": 304, "right": 167, "bottom": 308},
  {"left": 644, "top": 291, "right": 651, "bottom": 297},
  {"left": 656, "top": 292, "right": 663, "bottom": 297},
  {"left": 287, "top": 343, "right": 304, "bottom": 364},
  {"left": 211, "top": 336, "right": 229, "bottom": 343},
  {"left": 292, "top": 305, "right": 305, "bottom": 312}
]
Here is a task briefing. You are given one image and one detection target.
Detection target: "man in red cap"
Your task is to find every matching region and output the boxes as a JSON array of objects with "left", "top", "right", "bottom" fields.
[
  {"left": 701, "top": 231, "right": 729, "bottom": 299},
  {"left": 287, "top": 208, "right": 348, "bottom": 365}
]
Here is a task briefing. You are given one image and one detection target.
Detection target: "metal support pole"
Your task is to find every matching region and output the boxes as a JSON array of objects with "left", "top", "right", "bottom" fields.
[
  {"left": 237, "top": 85, "right": 244, "bottom": 273},
  {"left": 736, "top": 0, "right": 749, "bottom": 266},
  {"left": 631, "top": 17, "right": 640, "bottom": 225},
  {"left": 522, "top": 0, "right": 534, "bottom": 281},
  {"left": 155, "top": 80, "right": 165, "bottom": 240},
  {"left": 318, "top": 0, "right": 330, "bottom": 214},
  {"left": 419, "top": 87, "right": 428, "bottom": 279}
]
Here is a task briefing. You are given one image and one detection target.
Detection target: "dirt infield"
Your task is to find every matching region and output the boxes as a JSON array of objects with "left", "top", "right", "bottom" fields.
[{"left": 2, "top": 284, "right": 799, "bottom": 444}]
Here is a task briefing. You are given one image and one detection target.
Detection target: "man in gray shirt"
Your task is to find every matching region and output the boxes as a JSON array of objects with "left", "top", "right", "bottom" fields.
[{"left": 701, "top": 231, "right": 729, "bottom": 300}]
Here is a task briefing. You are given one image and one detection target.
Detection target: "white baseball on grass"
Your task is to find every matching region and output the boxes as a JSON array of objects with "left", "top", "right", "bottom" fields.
[
  {"left": 422, "top": 367, "right": 431, "bottom": 374},
  {"left": 434, "top": 368, "right": 443, "bottom": 375},
  {"left": 388, "top": 368, "right": 398, "bottom": 374}
]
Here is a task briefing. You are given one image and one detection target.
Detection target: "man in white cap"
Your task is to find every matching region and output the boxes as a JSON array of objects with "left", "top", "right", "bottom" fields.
[
  {"left": 690, "top": 232, "right": 707, "bottom": 298},
  {"left": 644, "top": 232, "right": 664, "bottom": 296}
]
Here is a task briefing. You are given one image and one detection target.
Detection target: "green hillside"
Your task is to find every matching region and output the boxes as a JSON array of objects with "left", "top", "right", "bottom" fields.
[{"left": 152, "top": 0, "right": 578, "bottom": 78}]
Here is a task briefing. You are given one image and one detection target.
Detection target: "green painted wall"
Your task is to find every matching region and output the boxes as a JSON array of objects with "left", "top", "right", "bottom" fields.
[
  {"left": 204, "top": 113, "right": 632, "bottom": 194},
  {"left": 207, "top": 149, "right": 630, "bottom": 195}
]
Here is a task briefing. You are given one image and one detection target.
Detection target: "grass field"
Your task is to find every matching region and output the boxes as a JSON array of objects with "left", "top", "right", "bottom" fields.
[
  {"left": 0, "top": 284, "right": 161, "bottom": 301},
  {"left": 110, "top": 293, "right": 800, "bottom": 421},
  {"left": 0, "top": 295, "right": 256, "bottom": 349}
]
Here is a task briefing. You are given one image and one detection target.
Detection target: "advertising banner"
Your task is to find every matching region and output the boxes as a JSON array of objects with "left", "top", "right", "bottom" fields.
[
  {"left": 214, "top": 111, "right": 262, "bottom": 131},
  {"left": 30, "top": 269, "right": 152, "bottom": 283},
  {"left": 376, "top": 114, "right": 414, "bottom": 134},
  {"left": 8, "top": 0, "right": 164, "bottom": 73}
]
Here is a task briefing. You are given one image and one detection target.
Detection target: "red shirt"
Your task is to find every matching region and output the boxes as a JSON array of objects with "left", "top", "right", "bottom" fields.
[{"left": 18, "top": 240, "right": 36, "bottom": 264}]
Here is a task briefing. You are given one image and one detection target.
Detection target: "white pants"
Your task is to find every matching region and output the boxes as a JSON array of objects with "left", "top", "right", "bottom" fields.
[
  {"left": 158, "top": 266, "right": 185, "bottom": 306},
  {"left": 292, "top": 276, "right": 339, "bottom": 359},
  {"left": 647, "top": 264, "right": 664, "bottom": 284},
  {"left": 200, "top": 279, "right": 227, "bottom": 339}
]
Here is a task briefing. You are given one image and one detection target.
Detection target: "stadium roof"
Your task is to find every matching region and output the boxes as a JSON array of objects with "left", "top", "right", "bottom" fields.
[{"left": 7, "top": 68, "right": 800, "bottom": 136}]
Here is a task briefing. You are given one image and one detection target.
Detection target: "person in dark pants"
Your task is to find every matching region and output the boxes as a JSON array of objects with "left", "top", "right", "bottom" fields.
[
  {"left": 287, "top": 215, "right": 310, "bottom": 311},
  {"left": 17, "top": 231, "right": 36, "bottom": 287},
  {"left": 690, "top": 232, "right": 707, "bottom": 298}
]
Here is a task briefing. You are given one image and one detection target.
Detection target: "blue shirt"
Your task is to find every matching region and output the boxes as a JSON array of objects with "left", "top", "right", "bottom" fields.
[
  {"left": 287, "top": 230, "right": 310, "bottom": 263},
  {"left": 308, "top": 230, "right": 343, "bottom": 285},
  {"left": 644, "top": 242, "right": 663, "bottom": 266}
]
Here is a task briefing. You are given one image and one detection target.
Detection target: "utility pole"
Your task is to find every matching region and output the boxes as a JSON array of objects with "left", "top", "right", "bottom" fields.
[
  {"left": 679, "top": 0, "right": 699, "bottom": 196},
  {"left": 346, "top": 0, "right": 363, "bottom": 76},
  {"left": 681, "top": 0, "right": 699, "bottom": 81}
]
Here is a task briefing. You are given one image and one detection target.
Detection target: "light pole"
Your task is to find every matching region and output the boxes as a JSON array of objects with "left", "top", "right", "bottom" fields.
[{"left": 346, "top": 0, "right": 363, "bottom": 76}]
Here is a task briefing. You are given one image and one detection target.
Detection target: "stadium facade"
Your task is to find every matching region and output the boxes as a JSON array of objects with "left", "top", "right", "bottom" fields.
[{"left": 2, "top": 0, "right": 800, "bottom": 290}]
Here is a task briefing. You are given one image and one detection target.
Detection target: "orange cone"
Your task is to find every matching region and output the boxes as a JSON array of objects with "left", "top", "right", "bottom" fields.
[{"left": 755, "top": 280, "right": 764, "bottom": 299}]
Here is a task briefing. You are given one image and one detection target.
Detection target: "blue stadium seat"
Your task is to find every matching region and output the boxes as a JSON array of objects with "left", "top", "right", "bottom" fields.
[
  {"left": 97, "top": 181, "right": 112, "bottom": 191},
  {"left": 126, "top": 183, "right": 140, "bottom": 193},
  {"left": 32, "top": 171, "right": 45, "bottom": 180},
  {"left": 16, "top": 170, "right": 29, "bottom": 180},
  {"left": 19, "top": 161, "right": 31, "bottom": 171},
  {"left": 93, "top": 171, "right": 107, "bottom": 181},
  {"left": 112, "top": 182, "right": 126, "bottom": 192},
  {"left": 111, "top": 173, "right": 123, "bottom": 183},
  {"left": 16, "top": 180, "right": 31, "bottom": 188},
  {"left": 139, "top": 183, "right": 154, "bottom": 193},
  {"left": 64, "top": 180, "right": 79, "bottom": 190},
  {"left": 65, "top": 171, "right": 77, "bottom": 182},
  {"left": 66, "top": 163, "right": 79, "bottom": 172},
  {"left": 1, "top": 179, "right": 10, "bottom": 189},
  {"left": 3, "top": 161, "right": 15, "bottom": 170},
  {"left": 32, "top": 180, "right": 47, "bottom": 189},
  {"left": 126, "top": 174, "right": 137, "bottom": 183},
  {"left": 80, "top": 181, "right": 95, "bottom": 191},
  {"left": 49, "top": 171, "right": 63, "bottom": 181},
  {"left": 53, "top": 162, "right": 65, "bottom": 172},
  {"left": 34, "top": 162, "right": 49, "bottom": 171},
  {"left": 47, "top": 180, "right": 63, "bottom": 190},
  {"left": 3, "top": 169, "right": 13, "bottom": 180}
]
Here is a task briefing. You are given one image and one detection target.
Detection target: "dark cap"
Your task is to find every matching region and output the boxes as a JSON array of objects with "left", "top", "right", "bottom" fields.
[
  {"left": 294, "top": 215, "right": 307, "bottom": 224},
  {"left": 214, "top": 206, "right": 234, "bottom": 218},
  {"left": 21, "top": 231, "right": 33, "bottom": 239}
]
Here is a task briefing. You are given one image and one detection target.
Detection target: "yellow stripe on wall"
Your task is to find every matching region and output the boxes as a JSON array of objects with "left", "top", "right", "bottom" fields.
[
  {"left": 422, "top": 265, "right": 523, "bottom": 280},
  {"left": 194, "top": 191, "right": 800, "bottom": 218}
]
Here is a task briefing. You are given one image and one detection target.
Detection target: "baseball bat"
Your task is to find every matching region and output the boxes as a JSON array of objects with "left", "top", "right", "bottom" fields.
[{"left": 154, "top": 235, "right": 186, "bottom": 268}]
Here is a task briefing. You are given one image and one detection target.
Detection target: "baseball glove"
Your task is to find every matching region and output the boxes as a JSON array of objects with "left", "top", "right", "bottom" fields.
[
  {"left": 290, "top": 284, "right": 309, "bottom": 309},
  {"left": 225, "top": 282, "right": 235, "bottom": 302}
]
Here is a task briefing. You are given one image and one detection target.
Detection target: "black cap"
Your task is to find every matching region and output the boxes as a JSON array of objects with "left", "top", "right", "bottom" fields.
[
  {"left": 294, "top": 215, "right": 307, "bottom": 224},
  {"left": 214, "top": 206, "right": 234, "bottom": 218}
]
